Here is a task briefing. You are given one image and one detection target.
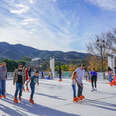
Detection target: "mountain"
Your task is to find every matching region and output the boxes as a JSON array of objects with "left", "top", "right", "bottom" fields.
[{"left": 0, "top": 42, "right": 88, "bottom": 63}]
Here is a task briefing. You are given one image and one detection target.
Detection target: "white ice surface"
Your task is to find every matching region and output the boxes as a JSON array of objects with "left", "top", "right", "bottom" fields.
[{"left": 0, "top": 79, "right": 116, "bottom": 116}]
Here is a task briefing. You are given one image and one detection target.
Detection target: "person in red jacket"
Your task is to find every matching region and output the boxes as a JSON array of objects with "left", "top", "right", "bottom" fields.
[
  {"left": 25, "top": 67, "right": 29, "bottom": 91},
  {"left": 22, "top": 66, "right": 29, "bottom": 92}
]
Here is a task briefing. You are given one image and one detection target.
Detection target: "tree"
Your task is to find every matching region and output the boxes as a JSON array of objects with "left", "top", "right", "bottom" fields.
[
  {"left": 22, "top": 56, "right": 31, "bottom": 62},
  {"left": 61, "top": 65, "right": 69, "bottom": 71},
  {"left": 87, "top": 31, "right": 116, "bottom": 56},
  {"left": 17, "top": 60, "right": 26, "bottom": 66},
  {"left": 87, "top": 56, "right": 108, "bottom": 72},
  {"left": 1, "top": 59, "right": 18, "bottom": 72},
  {"left": 41, "top": 60, "right": 49, "bottom": 71},
  {"left": 87, "top": 30, "right": 116, "bottom": 72},
  {"left": 68, "top": 64, "right": 77, "bottom": 72}
]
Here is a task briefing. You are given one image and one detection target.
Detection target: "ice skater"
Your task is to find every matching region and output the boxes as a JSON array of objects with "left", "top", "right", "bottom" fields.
[
  {"left": 13, "top": 64, "right": 26, "bottom": 103},
  {"left": 25, "top": 67, "right": 30, "bottom": 92},
  {"left": 29, "top": 71, "right": 39, "bottom": 104},
  {"left": 58, "top": 65, "right": 62, "bottom": 82},
  {"left": 108, "top": 67, "right": 113, "bottom": 86},
  {"left": 22, "top": 66, "right": 26, "bottom": 91},
  {"left": 0, "top": 62, "right": 7, "bottom": 99},
  {"left": 85, "top": 68, "right": 88, "bottom": 81},
  {"left": 74, "top": 64, "right": 85, "bottom": 102},
  {"left": 25, "top": 65, "right": 32, "bottom": 91},
  {"left": 90, "top": 68, "right": 97, "bottom": 91},
  {"left": 72, "top": 72, "right": 77, "bottom": 102}
]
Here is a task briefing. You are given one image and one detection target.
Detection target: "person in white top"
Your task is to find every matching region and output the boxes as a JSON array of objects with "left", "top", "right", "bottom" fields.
[{"left": 74, "top": 64, "right": 85, "bottom": 102}]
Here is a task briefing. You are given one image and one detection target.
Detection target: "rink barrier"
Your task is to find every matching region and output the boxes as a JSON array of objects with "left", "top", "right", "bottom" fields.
[{"left": 7, "top": 72, "right": 108, "bottom": 80}]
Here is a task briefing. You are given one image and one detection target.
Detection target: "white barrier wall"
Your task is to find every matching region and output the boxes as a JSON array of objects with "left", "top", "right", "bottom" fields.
[
  {"left": 7, "top": 72, "right": 107, "bottom": 80},
  {"left": 50, "top": 57, "right": 55, "bottom": 78},
  {"left": 97, "top": 72, "right": 104, "bottom": 80},
  {"left": 108, "top": 55, "right": 115, "bottom": 72}
]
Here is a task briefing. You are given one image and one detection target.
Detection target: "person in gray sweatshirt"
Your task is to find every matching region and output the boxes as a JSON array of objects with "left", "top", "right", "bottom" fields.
[{"left": 0, "top": 62, "right": 7, "bottom": 98}]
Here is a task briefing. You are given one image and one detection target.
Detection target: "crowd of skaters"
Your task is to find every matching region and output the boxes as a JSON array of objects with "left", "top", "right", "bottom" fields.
[
  {"left": 13, "top": 64, "right": 39, "bottom": 104},
  {"left": 0, "top": 62, "right": 39, "bottom": 104},
  {"left": 0, "top": 61, "right": 115, "bottom": 105},
  {"left": 71, "top": 64, "right": 116, "bottom": 103},
  {"left": 0, "top": 61, "right": 62, "bottom": 104}
]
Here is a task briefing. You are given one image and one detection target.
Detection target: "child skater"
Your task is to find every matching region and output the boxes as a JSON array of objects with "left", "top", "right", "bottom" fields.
[
  {"left": 72, "top": 72, "right": 77, "bottom": 102},
  {"left": 29, "top": 71, "right": 39, "bottom": 104}
]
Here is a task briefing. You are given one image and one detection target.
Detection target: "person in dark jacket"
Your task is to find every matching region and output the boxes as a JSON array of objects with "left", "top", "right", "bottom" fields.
[
  {"left": 58, "top": 65, "right": 62, "bottom": 81},
  {"left": 13, "top": 64, "right": 26, "bottom": 103}
]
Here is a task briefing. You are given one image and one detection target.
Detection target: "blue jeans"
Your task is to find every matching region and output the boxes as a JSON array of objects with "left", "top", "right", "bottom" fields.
[
  {"left": 77, "top": 84, "right": 83, "bottom": 97},
  {"left": 30, "top": 84, "right": 35, "bottom": 99},
  {"left": 0, "top": 80, "right": 6, "bottom": 96},
  {"left": 15, "top": 82, "right": 23, "bottom": 99},
  {"left": 108, "top": 75, "right": 113, "bottom": 82},
  {"left": 72, "top": 84, "right": 76, "bottom": 98}
]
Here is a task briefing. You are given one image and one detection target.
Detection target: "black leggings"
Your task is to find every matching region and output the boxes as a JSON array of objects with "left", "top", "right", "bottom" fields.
[{"left": 91, "top": 76, "right": 97, "bottom": 89}]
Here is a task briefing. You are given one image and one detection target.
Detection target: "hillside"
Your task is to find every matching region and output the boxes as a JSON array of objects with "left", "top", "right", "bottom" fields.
[{"left": 0, "top": 42, "right": 88, "bottom": 63}]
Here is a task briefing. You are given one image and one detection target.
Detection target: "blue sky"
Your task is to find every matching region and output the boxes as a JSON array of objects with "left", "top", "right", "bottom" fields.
[{"left": 0, "top": 0, "right": 116, "bottom": 52}]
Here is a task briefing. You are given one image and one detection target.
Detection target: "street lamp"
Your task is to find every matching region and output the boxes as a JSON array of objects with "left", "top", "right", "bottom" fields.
[{"left": 96, "top": 39, "right": 106, "bottom": 78}]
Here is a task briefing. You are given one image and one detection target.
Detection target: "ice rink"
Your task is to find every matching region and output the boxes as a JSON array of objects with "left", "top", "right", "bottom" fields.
[{"left": 0, "top": 79, "right": 116, "bottom": 116}]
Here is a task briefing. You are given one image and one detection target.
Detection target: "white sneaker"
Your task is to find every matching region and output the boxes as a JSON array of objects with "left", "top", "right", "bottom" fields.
[
  {"left": 95, "top": 88, "right": 97, "bottom": 91},
  {"left": 91, "top": 88, "right": 94, "bottom": 92}
]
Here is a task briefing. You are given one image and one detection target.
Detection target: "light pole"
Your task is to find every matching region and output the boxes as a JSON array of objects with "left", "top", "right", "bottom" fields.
[{"left": 96, "top": 39, "right": 106, "bottom": 78}]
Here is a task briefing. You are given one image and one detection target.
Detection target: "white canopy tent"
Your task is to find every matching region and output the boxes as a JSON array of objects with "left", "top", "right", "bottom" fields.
[{"left": 50, "top": 57, "right": 55, "bottom": 78}]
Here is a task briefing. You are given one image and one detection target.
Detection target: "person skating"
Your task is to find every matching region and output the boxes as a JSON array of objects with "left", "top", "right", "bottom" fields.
[
  {"left": 22, "top": 66, "right": 26, "bottom": 91},
  {"left": 41, "top": 72, "right": 45, "bottom": 79},
  {"left": 29, "top": 71, "right": 39, "bottom": 104},
  {"left": 108, "top": 67, "right": 113, "bottom": 86},
  {"left": 58, "top": 65, "right": 62, "bottom": 82},
  {"left": 25, "top": 65, "right": 32, "bottom": 91},
  {"left": 90, "top": 68, "right": 97, "bottom": 91},
  {"left": 72, "top": 72, "right": 77, "bottom": 102},
  {"left": 28, "top": 65, "right": 32, "bottom": 78},
  {"left": 74, "top": 64, "right": 85, "bottom": 102},
  {"left": 13, "top": 64, "right": 26, "bottom": 103},
  {"left": 85, "top": 68, "right": 88, "bottom": 81},
  {"left": 25, "top": 67, "right": 29, "bottom": 92},
  {"left": 0, "top": 62, "right": 7, "bottom": 99}
]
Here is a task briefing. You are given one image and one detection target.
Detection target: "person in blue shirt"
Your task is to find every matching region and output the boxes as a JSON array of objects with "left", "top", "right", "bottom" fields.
[
  {"left": 29, "top": 71, "right": 39, "bottom": 104},
  {"left": 108, "top": 67, "right": 113, "bottom": 83},
  {"left": 90, "top": 68, "right": 97, "bottom": 91}
]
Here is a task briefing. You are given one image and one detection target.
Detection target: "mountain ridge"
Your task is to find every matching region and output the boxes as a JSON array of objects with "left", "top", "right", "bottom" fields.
[{"left": 0, "top": 42, "right": 88, "bottom": 63}]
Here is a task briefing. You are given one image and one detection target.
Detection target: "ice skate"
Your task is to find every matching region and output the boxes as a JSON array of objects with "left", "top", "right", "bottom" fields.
[
  {"left": 3, "top": 94, "right": 6, "bottom": 98},
  {"left": 29, "top": 98, "right": 34, "bottom": 104},
  {"left": 0, "top": 96, "right": 3, "bottom": 99},
  {"left": 75, "top": 97, "right": 80, "bottom": 102},
  {"left": 73, "top": 97, "right": 77, "bottom": 102},
  {"left": 14, "top": 98, "right": 18, "bottom": 103},
  {"left": 19, "top": 96, "right": 22, "bottom": 101},
  {"left": 79, "top": 96, "right": 85, "bottom": 100}
]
